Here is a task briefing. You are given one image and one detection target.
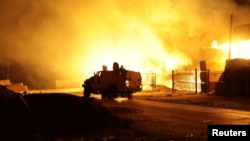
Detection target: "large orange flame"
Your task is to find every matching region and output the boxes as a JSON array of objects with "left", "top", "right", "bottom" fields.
[
  {"left": 212, "top": 39, "right": 250, "bottom": 60},
  {"left": 70, "top": 21, "right": 192, "bottom": 88}
]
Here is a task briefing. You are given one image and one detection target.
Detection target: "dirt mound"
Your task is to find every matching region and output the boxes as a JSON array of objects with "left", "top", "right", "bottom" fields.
[
  {"left": 0, "top": 92, "right": 119, "bottom": 140},
  {"left": 216, "top": 59, "right": 250, "bottom": 96},
  {"left": 25, "top": 94, "right": 118, "bottom": 133}
]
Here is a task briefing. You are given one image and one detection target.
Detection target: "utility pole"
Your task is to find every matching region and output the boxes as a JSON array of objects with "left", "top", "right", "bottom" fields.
[
  {"left": 7, "top": 62, "right": 9, "bottom": 80},
  {"left": 228, "top": 14, "right": 234, "bottom": 60}
]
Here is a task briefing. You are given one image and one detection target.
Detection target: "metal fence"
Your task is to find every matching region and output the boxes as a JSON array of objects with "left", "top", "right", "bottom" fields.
[
  {"left": 172, "top": 69, "right": 198, "bottom": 93},
  {"left": 142, "top": 73, "right": 157, "bottom": 91},
  {"left": 172, "top": 69, "right": 223, "bottom": 94}
]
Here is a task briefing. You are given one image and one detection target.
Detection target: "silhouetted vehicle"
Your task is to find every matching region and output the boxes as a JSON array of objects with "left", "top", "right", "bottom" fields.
[{"left": 82, "top": 62, "right": 142, "bottom": 99}]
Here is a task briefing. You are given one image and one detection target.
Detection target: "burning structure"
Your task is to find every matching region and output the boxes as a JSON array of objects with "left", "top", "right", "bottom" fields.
[{"left": 212, "top": 22, "right": 250, "bottom": 96}]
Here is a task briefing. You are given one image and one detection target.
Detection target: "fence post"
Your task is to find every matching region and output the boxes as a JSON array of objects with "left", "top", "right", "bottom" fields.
[
  {"left": 195, "top": 68, "right": 197, "bottom": 94},
  {"left": 172, "top": 70, "right": 174, "bottom": 94},
  {"left": 207, "top": 69, "right": 210, "bottom": 93}
]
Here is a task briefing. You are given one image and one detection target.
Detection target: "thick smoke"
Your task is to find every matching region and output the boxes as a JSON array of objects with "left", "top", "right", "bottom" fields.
[{"left": 0, "top": 0, "right": 249, "bottom": 88}]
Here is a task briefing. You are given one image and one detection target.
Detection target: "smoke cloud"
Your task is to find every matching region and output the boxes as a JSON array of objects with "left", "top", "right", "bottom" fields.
[{"left": 0, "top": 0, "right": 249, "bottom": 88}]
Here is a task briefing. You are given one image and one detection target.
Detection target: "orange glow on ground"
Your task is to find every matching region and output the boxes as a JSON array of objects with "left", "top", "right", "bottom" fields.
[{"left": 114, "top": 97, "right": 128, "bottom": 103}]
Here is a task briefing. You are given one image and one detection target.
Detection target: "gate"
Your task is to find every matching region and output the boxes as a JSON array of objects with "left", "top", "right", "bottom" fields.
[
  {"left": 143, "top": 73, "right": 156, "bottom": 91},
  {"left": 172, "top": 69, "right": 198, "bottom": 93}
]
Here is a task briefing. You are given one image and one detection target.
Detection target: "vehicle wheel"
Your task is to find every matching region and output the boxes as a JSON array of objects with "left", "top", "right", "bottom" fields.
[
  {"left": 83, "top": 87, "right": 91, "bottom": 98},
  {"left": 127, "top": 92, "right": 133, "bottom": 99},
  {"left": 106, "top": 85, "right": 117, "bottom": 100},
  {"left": 101, "top": 93, "right": 107, "bottom": 100},
  {"left": 107, "top": 92, "right": 114, "bottom": 100}
]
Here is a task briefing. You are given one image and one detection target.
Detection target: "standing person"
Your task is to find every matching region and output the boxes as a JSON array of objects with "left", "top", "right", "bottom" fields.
[{"left": 112, "top": 62, "right": 119, "bottom": 73}]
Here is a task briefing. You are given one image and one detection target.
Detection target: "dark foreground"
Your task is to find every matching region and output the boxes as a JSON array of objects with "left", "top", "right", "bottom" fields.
[
  {"left": 0, "top": 93, "right": 153, "bottom": 141},
  {"left": 1, "top": 91, "right": 250, "bottom": 141}
]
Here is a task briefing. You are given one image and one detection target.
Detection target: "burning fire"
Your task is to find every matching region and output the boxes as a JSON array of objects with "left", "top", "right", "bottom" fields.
[
  {"left": 212, "top": 40, "right": 250, "bottom": 60},
  {"left": 74, "top": 22, "right": 192, "bottom": 88}
]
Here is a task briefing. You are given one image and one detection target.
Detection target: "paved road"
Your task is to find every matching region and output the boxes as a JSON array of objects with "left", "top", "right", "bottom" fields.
[
  {"left": 103, "top": 98, "right": 250, "bottom": 140},
  {"left": 24, "top": 90, "right": 250, "bottom": 140}
]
